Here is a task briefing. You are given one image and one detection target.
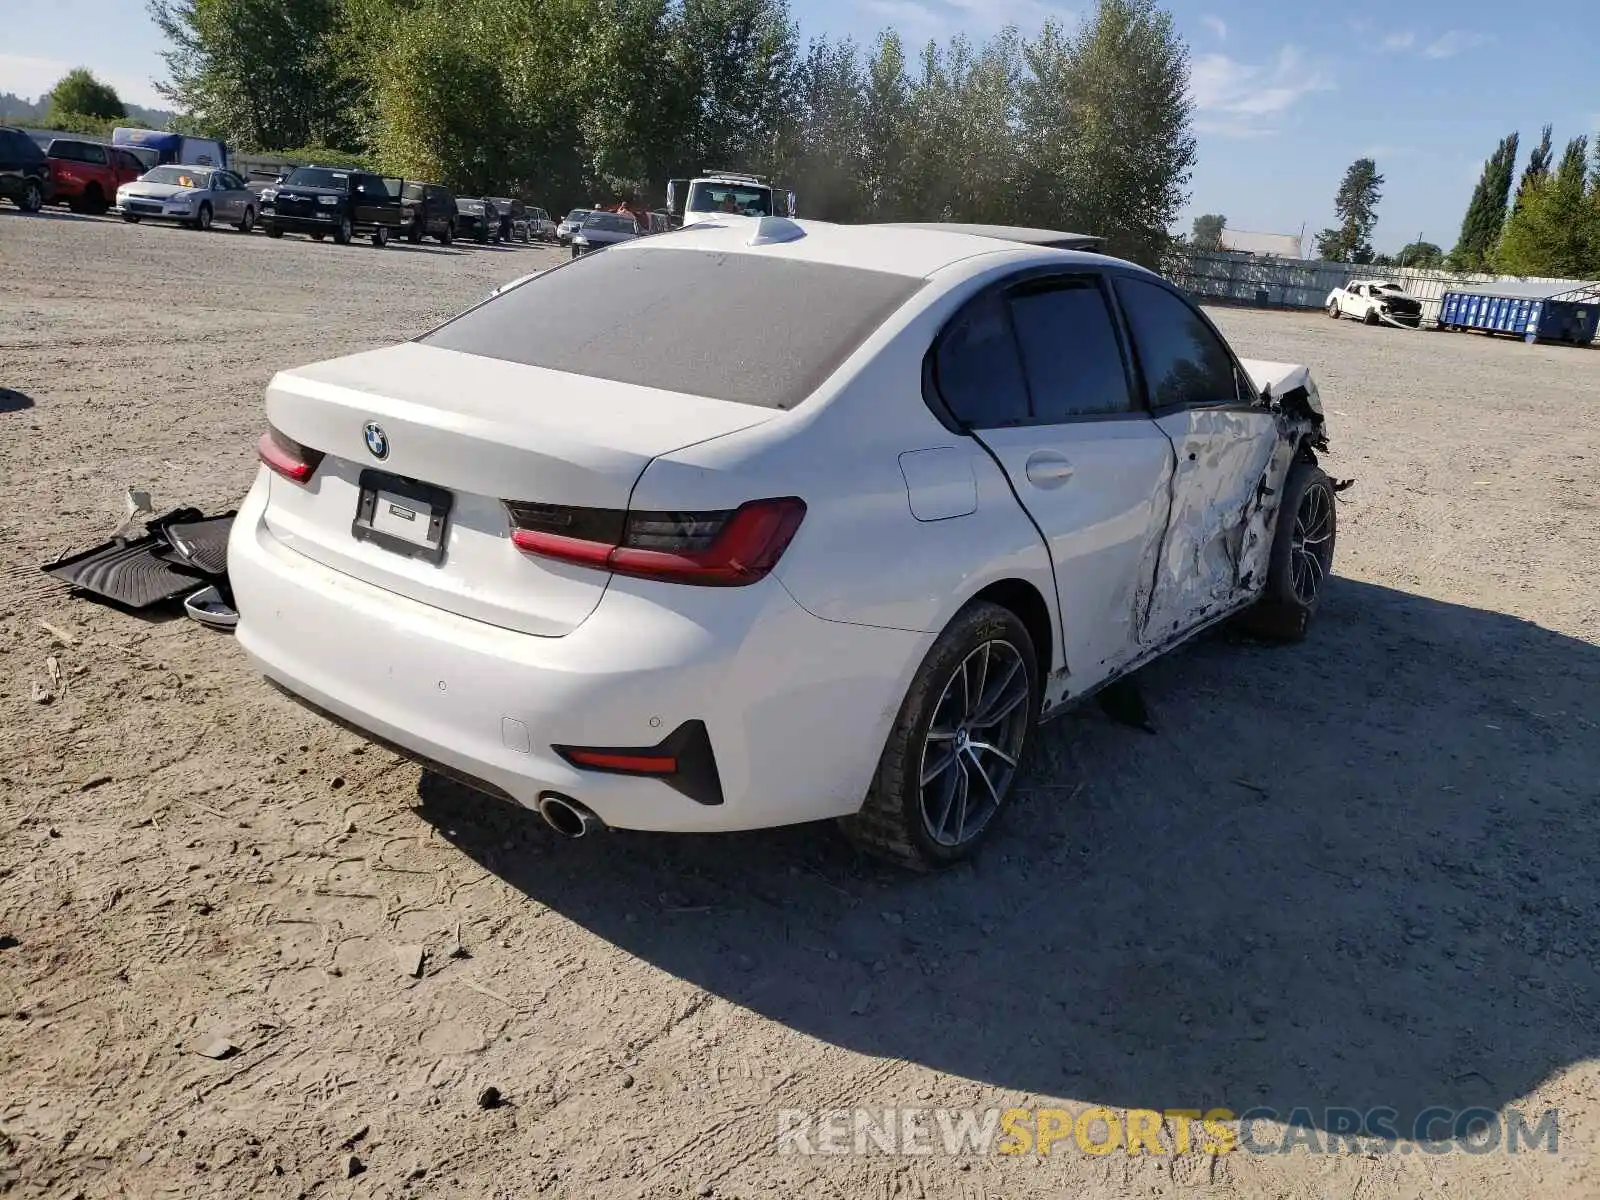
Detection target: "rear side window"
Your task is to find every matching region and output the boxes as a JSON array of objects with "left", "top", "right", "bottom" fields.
[
  {"left": 933, "top": 292, "right": 1029, "bottom": 428},
  {"left": 1007, "top": 279, "right": 1133, "bottom": 419},
  {"left": 1113, "top": 276, "right": 1239, "bottom": 409},
  {"left": 423, "top": 247, "right": 923, "bottom": 410}
]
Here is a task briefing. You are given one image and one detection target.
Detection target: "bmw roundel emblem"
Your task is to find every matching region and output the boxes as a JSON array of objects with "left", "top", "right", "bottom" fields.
[{"left": 363, "top": 421, "right": 389, "bottom": 460}]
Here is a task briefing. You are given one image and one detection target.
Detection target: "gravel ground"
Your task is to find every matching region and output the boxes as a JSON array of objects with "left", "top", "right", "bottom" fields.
[{"left": 2, "top": 210, "right": 1598, "bottom": 1200}]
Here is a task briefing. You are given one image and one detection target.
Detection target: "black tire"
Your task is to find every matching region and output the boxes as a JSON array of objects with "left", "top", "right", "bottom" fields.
[
  {"left": 1363, "top": 308, "right": 1379, "bottom": 326},
  {"left": 437, "top": 222, "right": 453, "bottom": 245},
  {"left": 237, "top": 206, "right": 255, "bottom": 233},
  {"left": 1241, "top": 459, "right": 1337, "bottom": 642},
  {"left": 83, "top": 184, "right": 107, "bottom": 214},
  {"left": 372, "top": 225, "right": 389, "bottom": 247},
  {"left": 265, "top": 223, "right": 282, "bottom": 238},
  {"left": 407, "top": 220, "right": 423, "bottom": 244},
  {"left": 1327, "top": 302, "right": 1341, "bottom": 319},
  {"left": 122, "top": 212, "right": 141, "bottom": 224},
  {"left": 475, "top": 229, "right": 487, "bottom": 244},
  {"left": 839, "top": 601, "right": 1040, "bottom": 870},
  {"left": 310, "top": 231, "right": 325, "bottom": 240},
  {"left": 19, "top": 179, "right": 43, "bottom": 213},
  {"left": 333, "top": 215, "right": 352, "bottom": 245},
  {"left": 195, "top": 202, "right": 212, "bottom": 231}
]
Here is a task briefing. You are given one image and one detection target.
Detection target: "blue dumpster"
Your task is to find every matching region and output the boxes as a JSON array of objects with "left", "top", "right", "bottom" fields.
[{"left": 1438, "top": 281, "right": 1600, "bottom": 345}]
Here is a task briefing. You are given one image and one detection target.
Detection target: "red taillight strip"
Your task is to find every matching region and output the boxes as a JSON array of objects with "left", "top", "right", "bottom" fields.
[
  {"left": 509, "top": 497, "right": 806, "bottom": 587},
  {"left": 257, "top": 427, "right": 323, "bottom": 484},
  {"left": 563, "top": 749, "right": 678, "bottom": 774}
]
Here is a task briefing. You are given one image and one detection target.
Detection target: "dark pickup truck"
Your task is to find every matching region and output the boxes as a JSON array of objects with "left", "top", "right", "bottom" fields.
[{"left": 261, "top": 166, "right": 405, "bottom": 246}]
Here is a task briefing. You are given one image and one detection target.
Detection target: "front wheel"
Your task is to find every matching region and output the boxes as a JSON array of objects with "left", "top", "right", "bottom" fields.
[
  {"left": 1242, "top": 459, "right": 1337, "bottom": 641},
  {"left": 265, "top": 223, "right": 282, "bottom": 238},
  {"left": 1327, "top": 302, "right": 1341, "bottom": 319},
  {"left": 122, "top": 212, "right": 141, "bottom": 224},
  {"left": 19, "top": 180, "right": 43, "bottom": 212},
  {"left": 372, "top": 225, "right": 389, "bottom": 247},
  {"left": 1363, "top": 307, "right": 1379, "bottom": 326},
  {"left": 333, "top": 215, "right": 352, "bottom": 245},
  {"left": 437, "top": 223, "right": 453, "bottom": 245},
  {"left": 194, "top": 202, "right": 212, "bottom": 231},
  {"left": 237, "top": 205, "right": 255, "bottom": 233},
  {"left": 839, "top": 601, "right": 1039, "bottom": 869}
]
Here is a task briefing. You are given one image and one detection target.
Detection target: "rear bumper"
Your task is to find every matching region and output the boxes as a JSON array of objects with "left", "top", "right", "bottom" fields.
[{"left": 227, "top": 475, "right": 924, "bottom": 832}]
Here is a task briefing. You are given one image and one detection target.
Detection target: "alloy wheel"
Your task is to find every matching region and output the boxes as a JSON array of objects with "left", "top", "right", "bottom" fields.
[
  {"left": 918, "top": 639, "right": 1030, "bottom": 848},
  {"left": 1289, "top": 481, "right": 1334, "bottom": 604}
]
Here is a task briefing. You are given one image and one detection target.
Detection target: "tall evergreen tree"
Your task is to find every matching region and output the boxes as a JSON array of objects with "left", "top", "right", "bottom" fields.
[
  {"left": 1449, "top": 132, "right": 1518, "bottom": 271},
  {"left": 1496, "top": 136, "right": 1592, "bottom": 277},
  {"left": 1512, "top": 124, "right": 1553, "bottom": 213},
  {"left": 1314, "top": 158, "right": 1384, "bottom": 263}
]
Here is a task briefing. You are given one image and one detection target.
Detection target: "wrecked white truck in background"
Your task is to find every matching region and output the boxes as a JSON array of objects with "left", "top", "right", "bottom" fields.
[{"left": 228, "top": 221, "right": 1342, "bottom": 869}]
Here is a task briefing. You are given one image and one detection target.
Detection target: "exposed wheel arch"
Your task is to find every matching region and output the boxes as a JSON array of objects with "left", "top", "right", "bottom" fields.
[{"left": 969, "top": 578, "right": 1054, "bottom": 695}]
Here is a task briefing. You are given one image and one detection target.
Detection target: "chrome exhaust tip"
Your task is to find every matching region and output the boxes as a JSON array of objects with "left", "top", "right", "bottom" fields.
[{"left": 537, "top": 793, "right": 602, "bottom": 839}]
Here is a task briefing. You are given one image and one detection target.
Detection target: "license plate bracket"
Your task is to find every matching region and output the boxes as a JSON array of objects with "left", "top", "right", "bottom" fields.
[{"left": 352, "top": 469, "right": 452, "bottom": 565}]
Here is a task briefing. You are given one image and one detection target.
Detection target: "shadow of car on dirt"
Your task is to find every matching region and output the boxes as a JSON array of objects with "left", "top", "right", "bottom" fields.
[
  {"left": 0, "top": 388, "right": 34, "bottom": 412},
  {"left": 415, "top": 577, "right": 1599, "bottom": 1139}
]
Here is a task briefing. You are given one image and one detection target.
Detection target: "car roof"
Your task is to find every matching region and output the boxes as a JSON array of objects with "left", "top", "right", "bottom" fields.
[
  {"left": 875, "top": 222, "right": 1104, "bottom": 251},
  {"left": 617, "top": 217, "right": 1134, "bottom": 280}
]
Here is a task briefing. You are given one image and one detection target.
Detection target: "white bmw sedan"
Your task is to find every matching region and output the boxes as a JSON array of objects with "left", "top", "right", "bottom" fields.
[{"left": 228, "top": 218, "right": 1337, "bottom": 868}]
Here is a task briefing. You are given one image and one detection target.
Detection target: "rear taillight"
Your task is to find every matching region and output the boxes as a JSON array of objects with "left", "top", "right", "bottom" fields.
[
  {"left": 506, "top": 497, "right": 805, "bottom": 586},
  {"left": 257, "top": 425, "right": 325, "bottom": 484}
]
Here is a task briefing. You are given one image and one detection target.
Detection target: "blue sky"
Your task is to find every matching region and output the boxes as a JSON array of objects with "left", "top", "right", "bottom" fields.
[{"left": 6, "top": 0, "right": 1597, "bottom": 253}]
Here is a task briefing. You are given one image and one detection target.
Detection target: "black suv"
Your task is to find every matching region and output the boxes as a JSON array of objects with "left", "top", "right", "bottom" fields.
[
  {"left": 454, "top": 196, "right": 501, "bottom": 244},
  {"left": 401, "top": 181, "right": 457, "bottom": 244},
  {"left": 0, "top": 126, "right": 51, "bottom": 212},
  {"left": 262, "top": 166, "right": 405, "bottom": 246}
]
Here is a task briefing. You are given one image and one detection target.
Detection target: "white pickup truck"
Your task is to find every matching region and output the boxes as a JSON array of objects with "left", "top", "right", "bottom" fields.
[{"left": 666, "top": 171, "right": 795, "bottom": 228}]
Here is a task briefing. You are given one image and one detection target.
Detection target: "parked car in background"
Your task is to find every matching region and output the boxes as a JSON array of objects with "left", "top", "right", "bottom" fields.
[
  {"left": 111, "top": 128, "right": 228, "bottom": 170},
  {"left": 455, "top": 197, "right": 500, "bottom": 244},
  {"left": 401, "top": 181, "right": 457, "bottom": 244},
  {"left": 0, "top": 126, "right": 51, "bottom": 212},
  {"left": 570, "top": 209, "right": 639, "bottom": 256},
  {"left": 489, "top": 197, "right": 528, "bottom": 242},
  {"left": 261, "top": 166, "right": 403, "bottom": 246},
  {"left": 44, "top": 139, "right": 144, "bottom": 214},
  {"left": 527, "top": 206, "right": 554, "bottom": 242},
  {"left": 229, "top": 221, "right": 1336, "bottom": 868},
  {"left": 1325, "top": 280, "right": 1423, "bottom": 328},
  {"left": 116, "top": 165, "right": 257, "bottom": 231},
  {"left": 556, "top": 209, "right": 590, "bottom": 244}
]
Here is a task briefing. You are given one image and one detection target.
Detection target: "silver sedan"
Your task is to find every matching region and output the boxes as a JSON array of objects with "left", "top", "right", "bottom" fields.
[{"left": 116, "top": 165, "right": 258, "bottom": 232}]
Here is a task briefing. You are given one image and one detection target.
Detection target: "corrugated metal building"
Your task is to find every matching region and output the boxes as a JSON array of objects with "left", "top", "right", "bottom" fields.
[{"left": 1438, "top": 280, "right": 1600, "bottom": 345}]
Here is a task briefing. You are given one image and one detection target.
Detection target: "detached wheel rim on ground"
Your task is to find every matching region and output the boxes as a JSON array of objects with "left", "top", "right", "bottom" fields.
[
  {"left": 919, "top": 639, "right": 1030, "bottom": 848},
  {"left": 1290, "top": 480, "right": 1335, "bottom": 604}
]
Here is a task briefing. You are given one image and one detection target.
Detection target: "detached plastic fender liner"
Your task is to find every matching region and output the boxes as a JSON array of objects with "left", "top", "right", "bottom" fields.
[{"left": 554, "top": 720, "right": 724, "bottom": 806}]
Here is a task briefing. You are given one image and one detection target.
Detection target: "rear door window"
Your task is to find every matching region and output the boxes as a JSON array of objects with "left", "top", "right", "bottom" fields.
[
  {"left": 1006, "top": 277, "right": 1135, "bottom": 420},
  {"left": 932, "top": 291, "right": 1030, "bottom": 428},
  {"left": 1112, "top": 276, "right": 1240, "bottom": 409}
]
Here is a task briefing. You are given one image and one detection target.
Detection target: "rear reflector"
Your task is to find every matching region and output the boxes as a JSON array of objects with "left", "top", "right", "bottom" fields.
[
  {"left": 507, "top": 497, "right": 805, "bottom": 586},
  {"left": 554, "top": 720, "right": 723, "bottom": 806},
  {"left": 257, "top": 425, "right": 325, "bottom": 484}
]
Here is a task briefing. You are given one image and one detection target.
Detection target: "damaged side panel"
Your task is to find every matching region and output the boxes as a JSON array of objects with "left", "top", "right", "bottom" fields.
[{"left": 1139, "top": 395, "right": 1323, "bottom": 647}]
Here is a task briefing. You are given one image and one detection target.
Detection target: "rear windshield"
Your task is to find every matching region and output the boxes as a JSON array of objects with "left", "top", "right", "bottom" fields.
[
  {"left": 421, "top": 247, "right": 923, "bottom": 409},
  {"left": 283, "top": 167, "right": 349, "bottom": 189},
  {"left": 584, "top": 212, "right": 635, "bottom": 232}
]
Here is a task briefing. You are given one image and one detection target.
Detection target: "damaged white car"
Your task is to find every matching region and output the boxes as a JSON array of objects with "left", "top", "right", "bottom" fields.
[
  {"left": 1326, "top": 279, "right": 1424, "bottom": 327},
  {"left": 229, "top": 220, "right": 1338, "bottom": 868}
]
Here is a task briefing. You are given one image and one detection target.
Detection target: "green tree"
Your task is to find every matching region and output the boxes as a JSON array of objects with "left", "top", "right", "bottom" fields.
[
  {"left": 788, "top": 38, "right": 869, "bottom": 221},
  {"left": 1191, "top": 213, "right": 1226, "bottom": 250},
  {"left": 1448, "top": 132, "right": 1517, "bottom": 270},
  {"left": 1512, "top": 124, "right": 1553, "bottom": 214},
  {"left": 1396, "top": 240, "right": 1443, "bottom": 268},
  {"left": 1020, "top": 0, "right": 1196, "bottom": 265},
  {"left": 46, "top": 68, "right": 127, "bottom": 122},
  {"left": 150, "top": 0, "right": 361, "bottom": 151},
  {"left": 1315, "top": 158, "right": 1383, "bottom": 263},
  {"left": 1496, "top": 136, "right": 1593, "bottom": 276}
]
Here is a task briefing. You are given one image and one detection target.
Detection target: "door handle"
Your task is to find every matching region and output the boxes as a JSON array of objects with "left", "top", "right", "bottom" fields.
[{"left": 1024, "top": 451, "right": 1075, "bottom": 488}]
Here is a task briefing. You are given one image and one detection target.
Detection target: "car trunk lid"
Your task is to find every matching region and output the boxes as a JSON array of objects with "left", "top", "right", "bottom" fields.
[{"left": 260, "top": 341, "right": 775, "bottom": 636}]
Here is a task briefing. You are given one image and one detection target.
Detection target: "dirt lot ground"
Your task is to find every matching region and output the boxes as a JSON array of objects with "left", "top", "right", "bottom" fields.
[{"left": 2, "top": 210, "right": 1598, "bottom": 1200}]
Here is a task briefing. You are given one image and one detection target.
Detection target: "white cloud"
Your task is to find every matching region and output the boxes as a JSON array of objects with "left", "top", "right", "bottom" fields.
[
  {"left": 0, "top": 52, "right": 167, "bottom": 110},
  {"left": 1202, "top": 14, "right": 1227, "bottom": 41},
  {"left": 1380, "top": 31, "right": 1415, "bottom": 52},
  {"left": 1422, "top": 30, "right": 1492, "bottom": 59},
  {"left": 1190, "top": 46, "right": 1332, "bottom": 138}
]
